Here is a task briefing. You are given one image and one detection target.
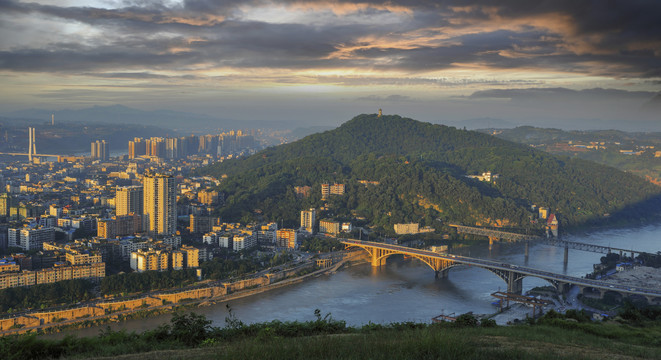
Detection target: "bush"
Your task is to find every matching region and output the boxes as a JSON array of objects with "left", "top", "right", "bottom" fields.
[
  {"left": 480, "top": 318, "right": 497, "bottom": 327},
  {"left": 170, "top": 312, "right": 213, "bottom": 346},
  {"left": 454, "top": 313, "right": 479, "bottom": 327}
]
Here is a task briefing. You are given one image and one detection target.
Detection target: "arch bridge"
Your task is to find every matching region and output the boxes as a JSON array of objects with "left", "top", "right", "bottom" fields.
[{"left": 341, "top": 239, "right": 661, "bottom": 303}]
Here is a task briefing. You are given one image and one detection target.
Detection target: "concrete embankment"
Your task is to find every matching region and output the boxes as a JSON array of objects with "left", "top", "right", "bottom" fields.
[{"left": 0, "top": 252, "right": 361, "bottom": 336}]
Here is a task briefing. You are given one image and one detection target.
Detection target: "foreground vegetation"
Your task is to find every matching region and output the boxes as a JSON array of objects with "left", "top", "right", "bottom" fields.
[{"left": 3, "top": 304, "right": 661, "bottom": 359}]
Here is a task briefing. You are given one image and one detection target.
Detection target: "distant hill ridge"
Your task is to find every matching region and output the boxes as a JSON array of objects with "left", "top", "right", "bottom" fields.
[{"left": 202, "top": 114, "right": 661, "bottom": 233}]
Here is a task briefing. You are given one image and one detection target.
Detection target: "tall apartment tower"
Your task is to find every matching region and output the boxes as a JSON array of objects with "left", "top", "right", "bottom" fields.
[
  {"left": 128, "top": 138, "right": 146, "bottom": 159},
  {"left": 0, "top": 193, "right": 10, "bottom": 218},
  {"left": 300, "top": 208, "right": 316, "bottom": 234},
  {"left": 116, "top": 186, "right": 144, "bottom": 216},
  {"left": 91, "top": 140, "right": 109, "bottom": 161},
  {"left": 143, "top": 172, "right": 176, "bottom": 235}
]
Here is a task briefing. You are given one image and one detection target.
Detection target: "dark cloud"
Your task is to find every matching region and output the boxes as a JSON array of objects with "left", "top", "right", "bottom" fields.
[{"left": 0, "top": 0, "right": 659, "bottom": 80}]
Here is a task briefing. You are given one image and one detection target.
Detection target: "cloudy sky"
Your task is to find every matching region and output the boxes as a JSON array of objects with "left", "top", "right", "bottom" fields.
[{"left": 1, "top": 0, "right": 660, "bottom": 129}]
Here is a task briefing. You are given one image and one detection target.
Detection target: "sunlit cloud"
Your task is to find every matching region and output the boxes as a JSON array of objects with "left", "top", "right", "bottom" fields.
[{"left": 0, "top": 0, "right": 659, "bottom": 127}]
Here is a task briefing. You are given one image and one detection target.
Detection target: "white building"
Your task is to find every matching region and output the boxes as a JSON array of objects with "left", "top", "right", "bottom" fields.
[
  {"left": 39, "top": 215, "right": 57, "bottom": 228},
  {"left": 203, "top": 232, "right": 218, "bottom": 245},
  {"left": 219, "top": 235, "right": 232, "bottom": 249},
  {"left": 233, "top": 233, "right": 257, "bottom": 251},
  {"left": 11, "top": 227, "right": 55, "bottom": 251}
]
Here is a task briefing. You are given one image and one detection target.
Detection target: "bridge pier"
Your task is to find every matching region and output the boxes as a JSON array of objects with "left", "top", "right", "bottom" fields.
[
  {"left": 371, "top": 250, "right": 387, "bottom": 267},
  {"left": 436, "top": 269, "right": 449, "bottom": 279},
  {"left": 555, "top": 282, "right": 570, "bottom": 294},
  {"left": 507, "top": 272, "right": 523, "bottom": 295},
  {"left": 563, "top": 246, "right": 569, "bottom": 265}
]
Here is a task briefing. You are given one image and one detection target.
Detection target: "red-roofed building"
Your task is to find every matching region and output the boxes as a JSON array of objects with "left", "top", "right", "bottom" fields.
[{"left": 547, "top": 213, "right": 559, "bottom": 237}]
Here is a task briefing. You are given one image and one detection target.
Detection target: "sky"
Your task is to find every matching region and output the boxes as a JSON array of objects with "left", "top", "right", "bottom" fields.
[{"left": 0, "top": 0, "right": 660, "bottom": 130}]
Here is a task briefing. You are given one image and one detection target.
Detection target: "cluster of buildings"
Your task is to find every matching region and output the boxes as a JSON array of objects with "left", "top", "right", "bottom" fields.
[
  {"left": 0, "top": 125, "right": 271, "bottom": 291},
  {"left": 90, "top": 140, "right": 109, "bottom": 161},
  {"left": 201, "top": 222, "right": 300, "bottom": 252},
  {"left": 466, "top": 171, "right": 499, "bottom": 183},
  {"left": 126, "top": 130, "right": 257, "bottom": 160},
  {"left": 0, "top": 242, "right": 105, "bottom": 290},
  {"left": 299, "top": 207, "right": 353, "bottom": 237},
  {"left": 130, "top": 244, "right": 199, "bottom": 273},
  {"left": 533, "top": 205, "right": 559, "bottom": 237}
]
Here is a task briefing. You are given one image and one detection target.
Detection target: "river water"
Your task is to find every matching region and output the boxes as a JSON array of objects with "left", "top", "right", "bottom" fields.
[{"left": 51, "top": 224, "right": 661, "bottom": 338}]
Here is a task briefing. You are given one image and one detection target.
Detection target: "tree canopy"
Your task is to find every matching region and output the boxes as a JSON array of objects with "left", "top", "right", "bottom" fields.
[{"left": 200, "top": 114, "right": 661, "bottom": 234}]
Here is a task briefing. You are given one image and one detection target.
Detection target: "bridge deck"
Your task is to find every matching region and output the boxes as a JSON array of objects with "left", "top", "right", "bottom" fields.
[
  {"left": 450, "top": 224, "right": 655, "bottom": 257},
  {"left": 341, "top": 239, "right": 661, "bottom": 298}
]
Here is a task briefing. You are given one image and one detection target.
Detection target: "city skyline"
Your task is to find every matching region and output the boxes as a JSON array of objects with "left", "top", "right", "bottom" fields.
[{"left": 0, "top": 1, "right": 660, "bottom": 130}]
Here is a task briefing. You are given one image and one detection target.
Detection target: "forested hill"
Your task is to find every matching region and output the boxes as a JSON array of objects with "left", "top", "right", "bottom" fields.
[{"left": 200, "top": 114, "right": 661, "bottom": 233}]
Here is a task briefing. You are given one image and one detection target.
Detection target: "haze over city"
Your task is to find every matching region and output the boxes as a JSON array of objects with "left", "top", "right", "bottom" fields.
[{"left": 1, "top": 0, "right": 660, "bottom": 130}]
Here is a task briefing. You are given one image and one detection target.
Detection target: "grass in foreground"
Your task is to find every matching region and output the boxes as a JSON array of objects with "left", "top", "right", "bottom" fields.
[{"left": 1, "top": 307, "right": 660, "bottom": 360}]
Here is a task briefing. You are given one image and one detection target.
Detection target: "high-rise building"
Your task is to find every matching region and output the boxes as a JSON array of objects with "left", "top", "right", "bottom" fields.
[
  {"left": 146, "top": 137, "right": 165, "bottom": 158},
  {"left": 165, "top": 137, "right": 180, "bottom": 159},
  {"left": 143, "top": 172, "right": 176, "bottom": 235},
  {"left": 49, "top": 204, "right": 62, "bottom": 219},
  {"left": 0, "top": 193, "right": 10, "bottom": 219},
  {"left": 115, "top": 186, "right": 144, "bottom": 216},
  {"left": 181, "top": 245, "right": 199, "bottom": 268},
  {"left": 276, "top": 229, "right": 297, "bottom": 249},
  {"left": 300, "top": 208, "right": 316, "bottom": 233},
  {"left": 90, "top": 140, "right": 108, "bottom": 161},
  {"left": 128, "top": 138, "right": 146, "bottom": 159}
]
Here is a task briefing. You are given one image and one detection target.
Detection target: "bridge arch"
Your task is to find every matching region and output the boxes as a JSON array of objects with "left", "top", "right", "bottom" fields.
[
  {"left": 345, "top": 244, "right": 455, "bottom": 276},
  {"left": 341, "top": 240, "right": 658, "bottom": 299}
]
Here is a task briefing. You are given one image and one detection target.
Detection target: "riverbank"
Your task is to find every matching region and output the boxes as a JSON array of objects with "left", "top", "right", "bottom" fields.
[
  {"left": 603, "top": 266, "right": 661, "bottom": 289},
  {"left": 0, "top": 251, "right": 364, "bottom": 337}
]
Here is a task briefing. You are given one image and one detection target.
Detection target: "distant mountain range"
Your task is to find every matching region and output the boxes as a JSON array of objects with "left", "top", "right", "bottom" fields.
[
  {"left": 200, "top": 114, "right": 661, "bottom": 233},
  {"left": 4, "top": 105, "right": 294, "bottom": 132},
  {"left": 452, "top": 117, "right": 517, "bottom": 130}
]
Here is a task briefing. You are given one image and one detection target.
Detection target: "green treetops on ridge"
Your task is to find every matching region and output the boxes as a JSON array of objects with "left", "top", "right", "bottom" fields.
[{"left": 200, "top": 114, "right": 661, "bottom": 234}]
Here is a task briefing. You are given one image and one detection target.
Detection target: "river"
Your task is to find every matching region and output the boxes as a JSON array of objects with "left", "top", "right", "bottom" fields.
[{"left": 50, "top": 223, "right": 661, "bottom": 338}]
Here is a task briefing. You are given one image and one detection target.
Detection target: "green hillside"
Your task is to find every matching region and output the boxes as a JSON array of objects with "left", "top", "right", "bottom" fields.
[{"left": 200, "top": 114, "right": 661, "bottom": 233}]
